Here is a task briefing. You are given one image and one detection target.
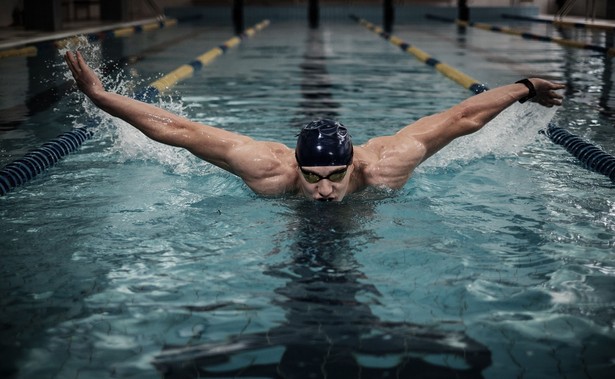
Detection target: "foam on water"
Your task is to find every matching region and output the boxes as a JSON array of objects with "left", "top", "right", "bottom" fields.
[
  {"left": 58, "top": 40, "right": 210, "bottom": 175},
  {"left": 421, "top": 101, "right": 559, "bottom": 169}
]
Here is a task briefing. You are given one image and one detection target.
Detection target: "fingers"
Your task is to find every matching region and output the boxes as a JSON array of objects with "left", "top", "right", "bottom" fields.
[
  {"left": 65, "top": 51, "right": 92, "bottom": 83},
  {"left": 544, "top": 96, "right": 563, "bottom": 106},
  {"left": 75, "top": 51, "right": 86, "bottom": 71},
  {"left": 65, "top": 51, "right": 87, "bottom": 70},
  {"left": 65, "top": 51, "right": 80, "bottom": 78},
  {"left": 64, "top": 51, "right": 74, "bottom": 68},
  {"left": 532, "top": 86, "right": 564, "bottom": 107},
  {"left": 552, "top": 82, "right": 566, "bottom": 90},
  {"left": 535, "top": 80, "right": 565, "bottom": 107},
  {"left": 552, "top": 91, "right": 564, "bottom": 100},
  {"left": 543, "top": 96, "right": 563, "bottom": 107},
  {"left": 536, "top": 99, "right": 558, "bottom": 108}
]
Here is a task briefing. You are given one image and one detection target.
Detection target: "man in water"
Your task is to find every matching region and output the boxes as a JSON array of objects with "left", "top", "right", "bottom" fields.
[{"left": 65, "top": 51, "right": 564, "bottom": 201}]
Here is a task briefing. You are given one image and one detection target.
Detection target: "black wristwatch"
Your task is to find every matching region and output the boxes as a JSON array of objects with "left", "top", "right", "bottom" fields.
[{"left": 515, "top": 79, "right": 536, "bottom": 104}]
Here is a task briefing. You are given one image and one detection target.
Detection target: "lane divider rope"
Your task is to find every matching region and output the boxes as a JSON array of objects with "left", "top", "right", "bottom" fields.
[
  {"left": 350, "top": 15, "right": 488, "bottom": 94},
  {"left": 352, "top": 15, "right": 615, "bottom": 182},
  {"left": 136, "top": 19, "right": 270, "bottom": 101},
  {"left": 426, "top": 14, "right": 615, "bottom": 56},
  {"left": 0, "top": 20, "right": 270, "bottom": 196},
  {"left": 544, "top": 124, "right": 615, "bottom": 181},
  {"left": 0, "top": 128, "right": 93, "bottom": 195},
  {"left": 501, "top": 13, "right": 615, "bottom": 33}
]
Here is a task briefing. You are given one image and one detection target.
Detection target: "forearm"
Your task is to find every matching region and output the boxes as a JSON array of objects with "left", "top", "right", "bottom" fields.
[
  {"left": 397, "top": 78, "right": 563, "bottom": 160},
  {"left": 452, "top": 81, "right": 531, "bottom": 134},
  {"left": 89, "top": 89, "right": 191, "bottom": 146},
  {"left": 66, "top": 50, "right": 183, "bottom": 144},
  {"left": 66, "top": 50, "right": 254, "bottom": 170}
]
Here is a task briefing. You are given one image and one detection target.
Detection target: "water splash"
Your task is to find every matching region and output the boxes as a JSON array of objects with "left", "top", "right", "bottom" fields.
[
  {"left": 108, "top": 96, "right": 209, "bottom": 175},
  {"left": 58, "top": 39, "right": 208, "bottom": 175},
  {"left": 56, "top": 35, "right": 97, "bottom": 82},
  {"left": 421, "top": 102, "right": 559, "bottom": 169}
]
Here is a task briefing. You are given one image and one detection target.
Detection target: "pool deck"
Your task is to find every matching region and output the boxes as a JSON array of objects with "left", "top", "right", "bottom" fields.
[
  {"left": 0, "top": 19, "right": 163, "bottom": 51},
  {"left": 0, "top": 13, "right": 613, "bottom": 53}
]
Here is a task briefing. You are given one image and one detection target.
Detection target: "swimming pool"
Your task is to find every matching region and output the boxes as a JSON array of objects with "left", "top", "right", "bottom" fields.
[{"left": 1, "top": 13, "right": 614, "bottom": 379}]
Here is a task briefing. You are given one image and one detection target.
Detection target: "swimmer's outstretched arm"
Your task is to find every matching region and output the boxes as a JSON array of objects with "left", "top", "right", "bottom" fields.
[
  {"left": 65, "top": 51, "right": 296, "bottom": 194},
  {"left": 398, "top": 78, "right": 565, "bottom": 162},
  {"left": 65, "top": 51, "right": 251, "bottom": 169},
  {"left": 354, "top": 78, "right": 564, "bottom": 189}
]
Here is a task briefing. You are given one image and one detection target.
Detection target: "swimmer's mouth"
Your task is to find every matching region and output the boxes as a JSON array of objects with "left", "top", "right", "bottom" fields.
[{"left": 317, "top": 198, "right": 335, "bottom": 202}]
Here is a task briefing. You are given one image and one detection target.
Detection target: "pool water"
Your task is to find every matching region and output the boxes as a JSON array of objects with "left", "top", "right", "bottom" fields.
[{"left": 1, "top": 16, "right": 614, "bottom": 379}]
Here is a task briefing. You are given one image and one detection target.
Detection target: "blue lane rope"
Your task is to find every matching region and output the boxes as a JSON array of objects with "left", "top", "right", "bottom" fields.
[
  {"left": 0, "top": 20, "right": 270, "bottom": 196},
  {"left": 426, "top": 14, "right": 615, "bottom": 56},
  {"left": 353, "top": 16, "right": 615, "bottom": 182},
  {"left": 545, "top": 124, "right": 615, "bottom": 181},
  {"left": 0, "top": 128, "right": 93, "bottom": 195}
]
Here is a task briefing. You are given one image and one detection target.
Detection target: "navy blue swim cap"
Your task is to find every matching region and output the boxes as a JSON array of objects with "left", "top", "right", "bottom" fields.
[{"left": 295, "top": 119, "right": 353, "bottom": 166}]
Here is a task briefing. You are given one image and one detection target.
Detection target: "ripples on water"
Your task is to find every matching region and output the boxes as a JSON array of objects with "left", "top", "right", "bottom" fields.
[{"left": 1, "top": 20, "right": 614, "bottom": 379}]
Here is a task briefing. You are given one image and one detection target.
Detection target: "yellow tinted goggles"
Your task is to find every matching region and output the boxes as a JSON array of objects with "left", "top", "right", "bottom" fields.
[{"left": 300, "top": 166, "right": 348, "bottom": 184}]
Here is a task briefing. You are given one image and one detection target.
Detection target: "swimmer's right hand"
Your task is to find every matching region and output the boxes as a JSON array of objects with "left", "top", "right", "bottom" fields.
[{"left": 65, "top": 51, "right": 105, "bottom": 99}]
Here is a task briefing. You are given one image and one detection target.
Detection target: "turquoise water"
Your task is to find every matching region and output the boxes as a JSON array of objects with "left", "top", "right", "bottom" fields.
[{"left": 1, "top": 17, "right": 614, "bottom": 378}]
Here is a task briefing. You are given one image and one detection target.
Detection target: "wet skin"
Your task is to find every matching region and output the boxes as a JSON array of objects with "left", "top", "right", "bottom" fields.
[{"left": 297, "top": 164, "right": 354, "bottom": 202}]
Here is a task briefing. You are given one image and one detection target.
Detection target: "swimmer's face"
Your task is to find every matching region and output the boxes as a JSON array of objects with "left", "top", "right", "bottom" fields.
[{"left": 298, "top": 164, "right": 353, "bottom": 202}]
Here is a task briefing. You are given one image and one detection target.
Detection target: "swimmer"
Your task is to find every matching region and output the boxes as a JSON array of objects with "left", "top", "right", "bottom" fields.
[{"left": 65, "top": 51, "right": 565, "bottom": 201}]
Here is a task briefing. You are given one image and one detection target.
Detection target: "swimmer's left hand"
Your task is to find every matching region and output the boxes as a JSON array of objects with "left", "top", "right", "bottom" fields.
[{"left": 529, "top": 78, "right": 566, "bottom": 108}]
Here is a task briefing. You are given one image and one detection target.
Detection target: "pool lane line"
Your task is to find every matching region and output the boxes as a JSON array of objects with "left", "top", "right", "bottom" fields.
[
  {"left": 544, "top": 124, "right": 615, "bottom": 181},
  {"left": 350, "top": 15, "right": 488, "bottom": 94},
  {"left": 0, "top": 128, "right": 94, "bottom": 196},
  {"left": 501, "top": 14, "right": 615, "bottom": 33},
  {"left": 0, "top": 16, "right": 197, "bottom": 59},
  {"left": 426, "top": 14, "right": 615, "bottom": 56},
  {"left": 136, "top": 19, "right": 270, "bottom": 101},
  {"left": 0, "top": 20, "right": 270, "bottom": 197},
  {"left": 351, "top": 16, "right": 615, "bottom": 182}
]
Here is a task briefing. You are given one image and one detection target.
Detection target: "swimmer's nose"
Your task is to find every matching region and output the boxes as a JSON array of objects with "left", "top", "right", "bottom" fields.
[{"left": 316, "top": 180, "right": 334, "bottom": 200}]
